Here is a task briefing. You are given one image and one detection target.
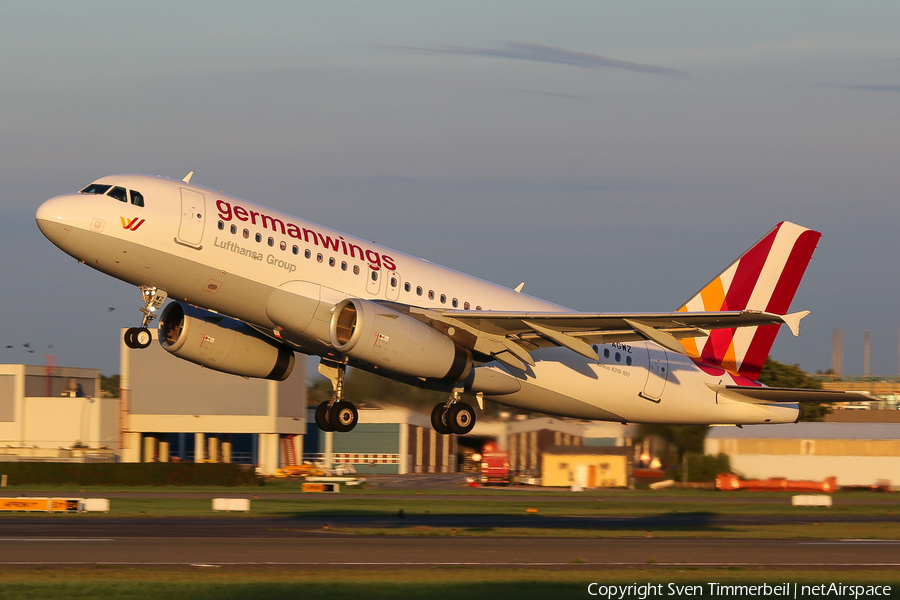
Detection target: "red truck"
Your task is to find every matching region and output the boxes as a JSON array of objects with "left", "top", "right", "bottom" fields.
[{"left": 477, "top": 441, "right": 510, "bottom": 485}]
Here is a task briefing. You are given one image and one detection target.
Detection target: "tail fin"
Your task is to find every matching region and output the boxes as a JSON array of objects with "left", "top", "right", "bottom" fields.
[{"left": 677, "top": 222, "right": 821, "bottom": 380}]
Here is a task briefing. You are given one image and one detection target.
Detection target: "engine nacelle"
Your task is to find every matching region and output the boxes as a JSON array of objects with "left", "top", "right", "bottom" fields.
[
  {"left": 329, "top": 298, "right": 471, "bottom": 382},
  {"left": 158, "top": 302, "right": 295, "bottom": 381}
]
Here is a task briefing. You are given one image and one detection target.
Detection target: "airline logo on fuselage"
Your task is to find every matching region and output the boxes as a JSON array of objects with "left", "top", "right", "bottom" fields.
[
  {"left": 215, "top": 199, "right": 396, "bottom": 272},
  {"left": 120, "top": 217, "right": 145, "bottom": 231}
]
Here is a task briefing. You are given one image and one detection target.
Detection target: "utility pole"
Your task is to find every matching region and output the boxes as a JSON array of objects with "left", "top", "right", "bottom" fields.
[
  {"left": 864, "top": 330, "right": 870, "bottom": 379},
  {"left": 832, "top": 328, "right": 843, "bottom": 377}
]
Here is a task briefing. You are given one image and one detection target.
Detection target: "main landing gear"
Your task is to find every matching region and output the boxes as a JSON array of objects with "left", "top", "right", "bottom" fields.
[
  {"left": 431, "top": 388, "right": 476, "bottom": 435},
  {"left": 124, "top": 286, "right": 168, "bottom": 350},
  {"left": 315, "top": 360, "right": 358, "bottom": 433}
]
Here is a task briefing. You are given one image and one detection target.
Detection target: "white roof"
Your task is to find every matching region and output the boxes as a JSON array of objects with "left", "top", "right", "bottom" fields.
[{"left": 707, "top": 422, "right": 900, "bottom": 440}]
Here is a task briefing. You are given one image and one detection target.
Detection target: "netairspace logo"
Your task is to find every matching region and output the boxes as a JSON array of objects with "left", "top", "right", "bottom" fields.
[{"left": 586, "top": 582, "right": 892, "bottom": 599}]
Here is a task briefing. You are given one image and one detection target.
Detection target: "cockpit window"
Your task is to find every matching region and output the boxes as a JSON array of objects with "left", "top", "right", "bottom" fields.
[
  {"left": 80, "top": 183, "right": 111, "bottom": 195},
  {"left": 107, "top": 186, "right": 127, "bottom": 202},
  {"left": 130, "top": 190, "right": 144, "bottom": 207}
]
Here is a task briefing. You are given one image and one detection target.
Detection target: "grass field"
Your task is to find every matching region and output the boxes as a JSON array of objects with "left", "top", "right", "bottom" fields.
[{"left": 1, "top": 568, "right": 898, "bottom": 600}]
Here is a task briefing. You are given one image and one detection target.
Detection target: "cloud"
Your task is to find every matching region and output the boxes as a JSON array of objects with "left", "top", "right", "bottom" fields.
[
  {"left": 820, "top": 83, "right": 900, "bottom": 92},
  {"left": 379, "top": 42, "right": 693, "bottom": 79}
]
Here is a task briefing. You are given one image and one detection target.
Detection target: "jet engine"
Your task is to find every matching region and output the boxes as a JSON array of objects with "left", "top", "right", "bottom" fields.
[
  {"left": 158, "top": 302, "right": 294, "bottom": 381},
  {"left": 329, "top": 298, "right": 471, "bottom": 382}
]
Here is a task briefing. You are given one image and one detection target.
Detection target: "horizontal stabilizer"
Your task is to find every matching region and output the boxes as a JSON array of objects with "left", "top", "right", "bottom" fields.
[
  {"left": 782, "top": 310, "right": 810, "bottom": 337},
  {"left": 711, "top": 385, "right": 873, "bottom": 404}
]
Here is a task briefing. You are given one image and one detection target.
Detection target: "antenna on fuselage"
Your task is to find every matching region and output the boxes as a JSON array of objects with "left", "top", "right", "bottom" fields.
[{"left": 182, "top": 171, "right": 194, "bottom": 183}]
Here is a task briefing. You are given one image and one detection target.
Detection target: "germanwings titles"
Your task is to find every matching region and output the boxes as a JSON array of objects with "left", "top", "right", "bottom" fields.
[{"left": 36, "top": 173, "right": 864, "bottom": 434}]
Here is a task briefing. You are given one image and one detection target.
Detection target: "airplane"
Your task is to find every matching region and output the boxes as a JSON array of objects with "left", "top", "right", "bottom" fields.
[{"left": 35, "top": 173, "right": 863, "bottom": 435}]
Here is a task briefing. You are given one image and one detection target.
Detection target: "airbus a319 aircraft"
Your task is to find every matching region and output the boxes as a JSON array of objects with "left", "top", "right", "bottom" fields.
[{"left": 36, "top": 173, "right": 860, "bottom": 435}]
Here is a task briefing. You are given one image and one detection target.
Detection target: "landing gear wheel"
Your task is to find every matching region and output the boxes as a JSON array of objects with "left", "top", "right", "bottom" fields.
[
  {"left": 124, "top": 328, "right": 137, "bottom": 349},
  {"left": 315, "top": 401, "right": 335, "bottom": 432},
  {"left": 123, "top": 327, "right": 151, "bottom": 349},
  {"left": 132, "top": 327, "right": 152, "bottom": 349},
  {"left": 431, "top": 403, "right": 451, "bottom": 435},
  {"left": 329, "top": 401, "right": 358, "bottom": 433},
  {"left": 446, "top": 402, "right": 476, "bottom": 435}
]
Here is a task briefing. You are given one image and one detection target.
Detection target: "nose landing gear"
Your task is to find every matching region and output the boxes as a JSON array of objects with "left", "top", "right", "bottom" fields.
[{"left": 124, "top": 286, "right": 168, "bottom": 349}]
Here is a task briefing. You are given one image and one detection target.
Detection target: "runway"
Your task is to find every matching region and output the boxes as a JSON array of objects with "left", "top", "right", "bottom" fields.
[{"left": 0, "top": 518, "right": 898, "bottom": 568}]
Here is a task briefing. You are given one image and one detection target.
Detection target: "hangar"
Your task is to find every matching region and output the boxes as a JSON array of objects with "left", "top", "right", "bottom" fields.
[
  {"left": 705, "top": 420, "right": 900, "bottom": 487},
  {"left": 120, "top": 329, "right": 306, "bottom": 475},
  {"left": 0, "top": 364, "right": 117, "bottom": 461}
]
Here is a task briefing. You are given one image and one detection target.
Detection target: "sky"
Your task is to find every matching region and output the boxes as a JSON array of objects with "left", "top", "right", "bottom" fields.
[{"left": 2, "top": 1, "right": 900, "bottom": 377}]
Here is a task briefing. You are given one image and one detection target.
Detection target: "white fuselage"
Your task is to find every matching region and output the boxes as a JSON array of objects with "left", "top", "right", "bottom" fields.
[{"left": 36, "top": 174, "right": 799, "bottom": 425}]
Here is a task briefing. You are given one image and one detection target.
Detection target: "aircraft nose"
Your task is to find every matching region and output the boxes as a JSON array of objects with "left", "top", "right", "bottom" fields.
[{"left": 35, "top": 195, "right": 73, "bottom": 243}]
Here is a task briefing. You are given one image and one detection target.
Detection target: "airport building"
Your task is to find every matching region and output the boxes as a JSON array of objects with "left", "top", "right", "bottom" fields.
[
  {"left": 300, "top": 408, "right": 634, "bottom": 477},
  {"left": 705, "top": 418, "right": 900, "bottom": 487},
  {"left": 0, "top": 364, "right": 119, "bottom": 461},
  {"left": 120, "top": 329, "right": 306, "bottom": 475},
  {"left": 303, "top": 406, "right": 457, "bottom": 475}
]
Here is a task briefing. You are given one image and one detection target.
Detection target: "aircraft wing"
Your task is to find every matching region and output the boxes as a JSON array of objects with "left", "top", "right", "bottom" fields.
[
  {"left": 406, "top": 306, "right": 807, "bottom": 371},
  {"left": 712, "top": 385, "right": 873, "bottom": 405}
]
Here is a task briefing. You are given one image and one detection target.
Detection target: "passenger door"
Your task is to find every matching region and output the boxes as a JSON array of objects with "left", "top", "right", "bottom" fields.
[{"left": 177, "top": 188, "right": 205, "bottom": 248}]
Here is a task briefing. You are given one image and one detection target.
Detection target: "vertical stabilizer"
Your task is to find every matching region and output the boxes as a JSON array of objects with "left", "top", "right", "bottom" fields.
[{"left": 677, "top": 222, "right": 821, "bottom": 379}]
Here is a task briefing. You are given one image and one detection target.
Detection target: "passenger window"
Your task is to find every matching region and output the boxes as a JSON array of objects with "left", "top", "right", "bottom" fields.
[
  {"left": 305, "top": 249, "right": 311, "bottom": 259},
  {"left": 280, "top": 241, "right": 286, "bottom": 251},
  {"left": 428, "top": 290, "right": 435, "bottom": 300},
  {"left": 464, "top": 302, "right": 470, "bottom": 310},
  {"left": 107, "top": 186, "right": 127, "bottom": 202},
  {"left": 317, "top": 253, "right": 323, "bottom": 263},
  {"left": 243, "top": 229, "right": 249, "bottom": 239},
  {"left": 292, "top": 246, "right": 299, "bottom": 255},
  {"left": 80, "top": 183, "right": 111, "bottom": 195},
  {"left": 440, "top": 294, "right": 446, "bottom": 304},
  {"left": 452, "top": 298, "right": 458, "bottom": 308},
  {"left": 416, "top": 286, "right": 423, "bottom": 296},
  {"left": 230, "top": 224, "right": 237, "bottom": 234},
  {"left": 391, "top": 277, "right": 398, "bottom": 287},
  {"left": 626, "top": 356, "right": 633, "bottom": 366},
  {"left": 255, "top": 233, "right": 262, "bottom": 243},
  {"left": 371, "top": 271, "right": 378, "bottom": 281},
  {"left": 341, "top": 261, "right": 348, "bottom": 271},
  {"left": 476, "top": 305, "right": 482, "bottom": 310},
  {"left": 268, "top": 237, "right": 274, "bottom": 247},
  {"left": 217, "top": 221, "right": 224, "bottom": 230},
  {"left": 130, "top": 190, "right": 145, "bottom": 207},
  {"left": 353, "top": 265, "right": 360, "bottom": 275},
  {"left": 404, "top": 283, "right": 411, "bottom": 292},
  {"left": 615, "top": 352, "right": 621, "bottom": 362},
  {"left": 603, "top": 348, "right": 610, "bottom": 359},
  {"left": 329, "top": 257, "right": 336, "bottom": 267}
]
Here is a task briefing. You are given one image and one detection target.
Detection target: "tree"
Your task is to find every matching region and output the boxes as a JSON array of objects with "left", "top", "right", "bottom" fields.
[
  {"left": 757, "top": 356, "right": 829, "bottom": 421},
  {"left": 635, "top": 423, "right": 708, "bottom": 470},
  {"left": 100, "top": 374, "right": 120, "bottom": 398}
]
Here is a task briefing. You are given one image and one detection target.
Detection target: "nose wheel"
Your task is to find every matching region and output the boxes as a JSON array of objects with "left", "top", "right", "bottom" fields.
[
  {"left": 124, "top": 327, "right": 153, "bottom": 349},
  {"left": 123, "top": 286, "right": 167, "bottom": 350}
]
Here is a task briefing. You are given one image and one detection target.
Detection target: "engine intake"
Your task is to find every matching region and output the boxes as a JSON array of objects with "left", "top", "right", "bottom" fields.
[
  {"left": 158, "top": 302, "right": 294, "bottom": 381},
  {"left": 329, "top": 298, "right": 471, "bottom": 382}
]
